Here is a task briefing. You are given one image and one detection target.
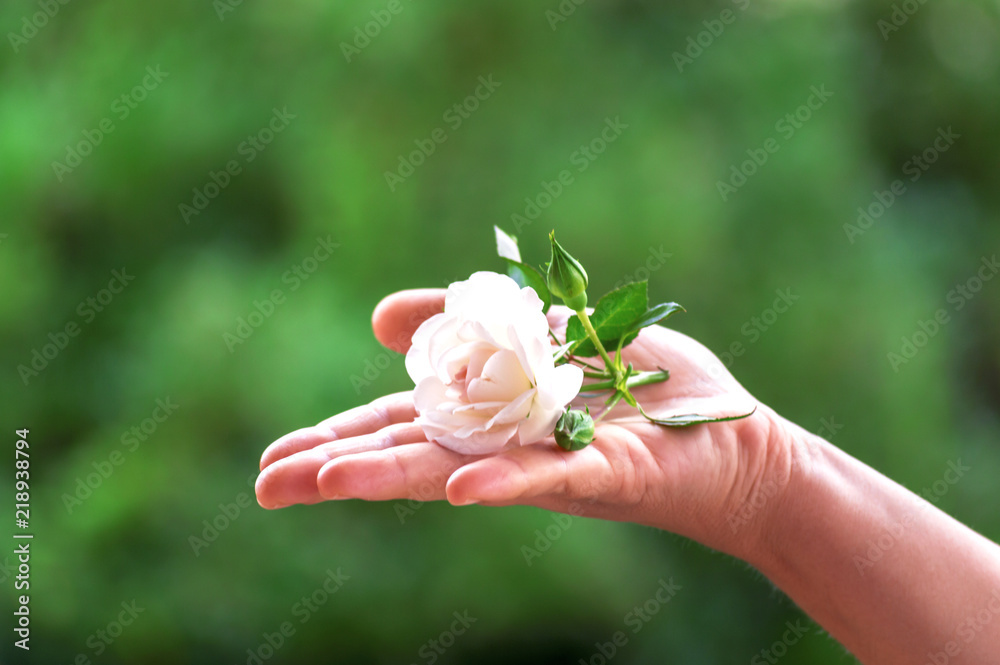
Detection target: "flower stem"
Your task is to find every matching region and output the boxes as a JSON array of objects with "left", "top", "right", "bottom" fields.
[
  {"left": 576, "top": 308, "right": 618, "bottom": 378},
  {"left": 582, "top": 370, "right": 670, "bottom": 393},
  {"left": 594, "top": 391, "right": 625, "bottom": 424}
]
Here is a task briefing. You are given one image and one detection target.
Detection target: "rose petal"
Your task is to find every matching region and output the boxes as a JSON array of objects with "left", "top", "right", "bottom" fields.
[
  {"left": 485, "top": 388, "right": 536, "bottom": 429},
  {"left": 536, "top": 364, "right": 584, "bottom": 410},
  {"left": 467, "top": 349, "right": 532, "bottom": 403},
  {"left": 405, "top": 313, "right": 451, "bottom": 382},
  {"left": 433, "top": 423, "right": 518, "bottom": 455},
  {"left": 516, "top": 403, "right": 563, "bottom": 446}
]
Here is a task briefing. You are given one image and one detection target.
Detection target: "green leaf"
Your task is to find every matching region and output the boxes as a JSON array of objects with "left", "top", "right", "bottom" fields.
[
  {"left": 566, "top": 281, "right": 648, "bottom": 357},
  {"left": 626, "top": 302, "right": 685, "bottom": 336},
  {"left": 503, "top": 258, "right": 551, "bottom": 313},
  {"left": 638, "top": 404, "right": 758, "bottom": 427}
]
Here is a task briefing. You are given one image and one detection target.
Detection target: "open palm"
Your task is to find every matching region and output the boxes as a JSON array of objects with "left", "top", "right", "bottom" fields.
[{"left": 256, "top": 289, "right": 792, "bottom": 557}]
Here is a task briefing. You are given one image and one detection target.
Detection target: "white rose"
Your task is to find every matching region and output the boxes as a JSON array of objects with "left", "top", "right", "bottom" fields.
[{"left": 405, "top": 271, "right": 584, "bottom": 454}]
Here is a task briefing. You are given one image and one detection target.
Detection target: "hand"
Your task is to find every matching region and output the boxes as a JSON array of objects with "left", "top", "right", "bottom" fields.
[{"left": 255, "top": 288, "right": 796, "bottom": 559}]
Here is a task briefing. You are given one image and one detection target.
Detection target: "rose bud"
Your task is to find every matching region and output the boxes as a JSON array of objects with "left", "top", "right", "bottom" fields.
[
  {"left": 546, "top": 231, "right": 589, "bottom": 312},
  {"left": 554, "top": 408, "right": 595, "bottom": 451}
]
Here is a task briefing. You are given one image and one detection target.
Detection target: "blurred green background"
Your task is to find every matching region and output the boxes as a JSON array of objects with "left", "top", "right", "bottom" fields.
[{"left": 2, "top": 0, "right": 999, "bottom": 662}]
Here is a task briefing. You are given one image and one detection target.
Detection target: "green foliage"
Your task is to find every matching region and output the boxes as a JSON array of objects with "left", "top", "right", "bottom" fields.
[
  {"left": 566, "top": 282, "right": 649, "bottom": 358},
  {"left": 1, "top": 0, "right": 999, "bottom": 663}
]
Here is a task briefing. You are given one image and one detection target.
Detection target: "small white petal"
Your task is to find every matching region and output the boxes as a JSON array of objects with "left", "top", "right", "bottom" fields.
[{"left": 494, "top": 226, "right": 522, "bottom": 263}]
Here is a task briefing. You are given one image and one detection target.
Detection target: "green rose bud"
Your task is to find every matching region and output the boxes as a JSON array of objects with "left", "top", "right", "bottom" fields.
[
  {"left": 554, "top": 408, "right": 595, "bottom": 451},
  {"left": 546, "top": 231, "right": 589, "bottom": 312}
]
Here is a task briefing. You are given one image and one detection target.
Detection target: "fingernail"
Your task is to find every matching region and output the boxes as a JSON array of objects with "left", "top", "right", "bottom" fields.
[{"left": 451, "top": 497, "right": 479, "bottom": 506}]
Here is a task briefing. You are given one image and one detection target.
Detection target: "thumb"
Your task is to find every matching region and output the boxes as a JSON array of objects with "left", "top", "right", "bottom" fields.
[{"left": 371, "top": 289, "right": 446, "bottom": 353}]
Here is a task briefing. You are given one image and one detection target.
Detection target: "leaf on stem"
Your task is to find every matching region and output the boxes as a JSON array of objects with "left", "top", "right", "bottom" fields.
[
  {"left": 502, "top": 258, "right": 552, "bottom": 314},
  {"left": 637, "top": 403, "right": 758, "bottom": 427},
  {"left": 565, "top": 281, "right": 648, "bottom": 357},
  {"left": 625, "top": 302, "right": 685, "bottom": 336}
]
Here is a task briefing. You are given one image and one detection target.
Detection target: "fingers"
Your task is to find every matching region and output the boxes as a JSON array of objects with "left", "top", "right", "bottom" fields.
[
  {"left": 255, "top": 422, "right": 427, "bottom": 509},
  {"left": 317, "top": 442, "right": 477, "bottom": 502},
  {"left": 259, "top": 392, "right": 417, "bottom": 470},
  {"left": 445, "top": 427, "right": 634, "bottom": 507},
  {"left": 371, "top": 289, "right": 446, "bottom": 353}
]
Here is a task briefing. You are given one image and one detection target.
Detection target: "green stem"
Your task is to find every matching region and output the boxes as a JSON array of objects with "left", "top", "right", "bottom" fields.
[
  {"left": 571, "top": 358, "right": 604, "bottom": 372},
  {"left": 583, "top": 370, "right": 669, "bottom": 393},
  {"left": 576, "top": 308, "right": 618, "bottom": 377},
  {"left": 594, "top": 391, "right": 625, "bottom": 424}
]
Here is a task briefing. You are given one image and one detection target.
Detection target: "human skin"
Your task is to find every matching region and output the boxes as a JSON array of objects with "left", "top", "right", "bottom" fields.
[{"left": 256, "top": 289, "right": 1000, "bottom": 664}]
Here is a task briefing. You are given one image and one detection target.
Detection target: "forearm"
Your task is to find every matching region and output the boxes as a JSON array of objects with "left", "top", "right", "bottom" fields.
[{"left": 750, "top": 424, "right": 1000, "bottom": 663}]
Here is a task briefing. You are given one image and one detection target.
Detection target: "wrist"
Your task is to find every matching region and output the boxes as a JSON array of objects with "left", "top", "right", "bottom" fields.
[{"left": 721, "top": 407, "right": 822, "bottom": 566}]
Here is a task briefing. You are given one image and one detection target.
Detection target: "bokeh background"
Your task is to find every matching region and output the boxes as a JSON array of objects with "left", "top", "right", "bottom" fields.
[{"left": 2, "top": 0, "right": 1000, "bottom": 662}]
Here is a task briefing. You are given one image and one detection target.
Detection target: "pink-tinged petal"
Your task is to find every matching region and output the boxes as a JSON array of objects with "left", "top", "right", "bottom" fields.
[
  {"left": 465, "top": 346, "right": 495, "bottom": 393},
  {"left": 516, "top": 287, "right": 550, "bottom": 337},
  {"left": 467, "top": 349, "right": 532, "bottom": 403},
  {"left": 440, "top": 340, "right": 494, "bottom": 389},
  {"left": 536, "top": 364, "right": 584, "bottom": 410},
  {"left": 516, "top": 403, "right": 562, "bottom": 446},
  {"left": 425, "top": 318, "right": 464, "bottom": 378},
  {"left": 421, "top": 407, "right": 489, "bottom": 430},
  {"left": 433, "top": 424, "right": 518, "bottom": 455},
  {"left": 412, "top": 377, "right": 449, "bottom": 413},
  {"left": 405, "top": 313, "right": 450, "bottom": 382},
  {"left": 508, "top": 325, "right": 540, "bottom": 386},
  {"left": 485, "top": 388, "right": 536, "bottom": 429}
]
